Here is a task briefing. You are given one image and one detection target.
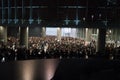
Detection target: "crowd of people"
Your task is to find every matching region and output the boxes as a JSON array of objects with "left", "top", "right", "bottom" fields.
[{"left": 0, "top": 36, "right": 120, "bottom": 62}]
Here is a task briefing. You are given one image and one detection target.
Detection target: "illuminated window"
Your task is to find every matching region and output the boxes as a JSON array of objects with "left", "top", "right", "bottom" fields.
[{"left": 46, "top": 27, "right": 57, "bottom": 36}]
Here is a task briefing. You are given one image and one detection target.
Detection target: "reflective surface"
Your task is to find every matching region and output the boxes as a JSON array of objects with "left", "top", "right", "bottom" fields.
[
  {"left": 0, "top": 59, "right": 120, "bottom": 80},
  {"left": 0, "top": 59, "right": 59, "bottom": 80}
]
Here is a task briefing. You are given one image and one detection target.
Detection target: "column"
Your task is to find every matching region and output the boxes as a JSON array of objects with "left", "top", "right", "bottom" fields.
[
  {"left": 118, "top": 29, "right": 120, "bottom": 41},
  {"left": 77, "top": 28, "right": 84, "bottom": 39},
  {"left": 57, "top": 27, "right": 61, "bottom": 41},
  {"left": 96, "top": 28, "right": 106, "bottom": 52},
  {"left": 76, "top": 28, "right": 79, "bottom": 38},
  {"left": 85, "top": 28, "right": 92, "bottom": 44},
  {"left": 110, "top": 29, "right": 113, "bottom": 40},
  {"left": 41, "top": 27, "right": 46, "bottom": 37},
  {"left": 20, "top": 27, "right": 29, "bottom": 49},
  {"left": 83, "top": 28, "right": 86, "bottom": 40},
  {"left": 113, "top": 29, "right": 118, "bottom": 41},
  {"left": 0, "top": 26, "right": 7, "bottom": 44},
  {"left": 112, "top": 29, "right": 118, "bottom": 47},
  {"left": 96, "top": 29, "right": 99, "bottom": 52}
]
